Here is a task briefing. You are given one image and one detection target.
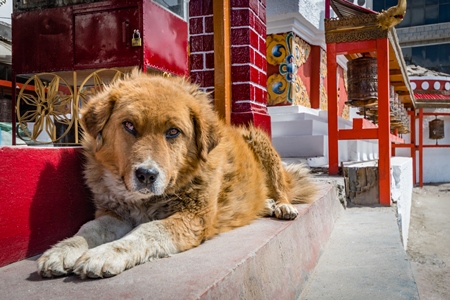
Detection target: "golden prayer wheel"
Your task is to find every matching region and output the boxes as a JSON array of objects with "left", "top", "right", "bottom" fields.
[
  {"left": 429, "top": 119, "right": 444, "bottom": 140},
  {"left": 347, "top": 57, "right": 378, "bottom": 107}
]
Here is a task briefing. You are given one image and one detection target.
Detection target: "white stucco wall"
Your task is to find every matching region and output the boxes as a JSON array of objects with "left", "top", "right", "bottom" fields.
[{"left": 391, "top": 157, "right": 413, "bottom": 250}]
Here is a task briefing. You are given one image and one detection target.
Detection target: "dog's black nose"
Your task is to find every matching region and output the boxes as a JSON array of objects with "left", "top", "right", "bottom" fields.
[{"left": 135, "top": 167, "right": 159, "bottom": 184}]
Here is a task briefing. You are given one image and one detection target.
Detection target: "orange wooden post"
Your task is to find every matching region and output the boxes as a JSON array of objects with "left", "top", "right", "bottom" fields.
[
  {"left": 213, "top": 0, "right": 232, "bottom": 124},
  {"left": 327, "top": 42, "right": 339, "bottom": 175},
  {"left": 418, "top": 108, "right": 424, "bottom": 187},
  {"left": 377, "top": 37, "right": 391, "bottom": 206}
]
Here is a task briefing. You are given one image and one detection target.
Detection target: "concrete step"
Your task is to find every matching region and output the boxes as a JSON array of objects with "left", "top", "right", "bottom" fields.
[
  {"left": 275, "top": 134, "right": 378, "bottom": 165},
  {"left": 283, "top": 156, "right": 329, "bottom": 168},
  {"left": 269, "top": 106, "right": 352, "bottom": 130},
  {"left": 273, "top": 135, "right": 327, "bottom": 157},
  {"left": 270, "top": 112, "right": 327, "bottom": 123},
  {"left": 272, "top": 119, "right": 328, "bottom": 137},
  {"left": 268, "top": 106, "right": 377, "bottom": 163},
  {"left": 299, "top": 206, "right": 419, "bottom": 300},
  {"left": 0, "top": 183, "right": 343, "bottom": 300},
  {"left": 268, "top": 105, "right": 321, "bottom": 116}
]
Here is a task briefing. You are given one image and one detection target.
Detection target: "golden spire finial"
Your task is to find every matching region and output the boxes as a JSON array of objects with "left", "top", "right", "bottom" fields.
[{"left": 376, "top": 0, "right": 407, "bottom": 30}]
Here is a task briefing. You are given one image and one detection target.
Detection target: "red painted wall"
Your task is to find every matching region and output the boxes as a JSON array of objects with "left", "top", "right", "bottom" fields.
[
  {"left": 0, "top": 147, "right": 94, "bottom": 267},
  {"left": 143, "top": 1, "right": 189, "bottom": 76},
  {"left": 12, "top": 7, "right": 74, "bottom": 73},
  {"left": 188, "top": 0, "right": 215, "bottom": 93},
  {"left": 13, "top": 0, "right": 188, "bottom": 76}
]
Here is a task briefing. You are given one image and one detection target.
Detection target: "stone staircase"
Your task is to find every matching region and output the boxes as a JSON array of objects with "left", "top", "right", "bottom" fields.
[{"left": 269, "top": 105, "right": 379, "bottom": 167}]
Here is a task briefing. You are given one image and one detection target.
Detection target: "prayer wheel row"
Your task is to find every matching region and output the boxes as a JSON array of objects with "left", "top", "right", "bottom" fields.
[{"left": 347, "top": 56, "right": 410, "bottom": 134}]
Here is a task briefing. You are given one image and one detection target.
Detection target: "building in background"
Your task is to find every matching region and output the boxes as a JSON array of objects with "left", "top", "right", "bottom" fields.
[{"left": 374, "top": 0, "right": 450, "bottom": 74}]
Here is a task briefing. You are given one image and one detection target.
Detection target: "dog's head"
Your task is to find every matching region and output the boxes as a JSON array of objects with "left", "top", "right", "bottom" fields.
[{"left": 81, "top": 71, "right": 219, "bottom": 197}]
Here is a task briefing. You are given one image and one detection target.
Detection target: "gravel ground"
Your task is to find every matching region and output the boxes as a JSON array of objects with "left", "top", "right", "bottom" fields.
[{"left": 408, "top": 183, "right": 450, "bottom": 300}]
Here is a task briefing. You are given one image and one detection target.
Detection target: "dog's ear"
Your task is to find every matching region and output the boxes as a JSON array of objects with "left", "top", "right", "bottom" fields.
[
  {"left": 174, "top": 77, "right": 220, "bottom": 161},
  {"left": 81, "top": 90, "right": 118, "bottom": 149},
  {"left": 187, "top": 86, "right": 220, "bottom": 161},
  {"left": 192, "top": 108, "right": 220, "bottom": 162}
]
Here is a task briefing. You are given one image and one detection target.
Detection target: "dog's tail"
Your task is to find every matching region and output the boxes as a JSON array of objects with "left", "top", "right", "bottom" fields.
[{"left": 285, "top": 164, "right": 318, "bottom": 204}]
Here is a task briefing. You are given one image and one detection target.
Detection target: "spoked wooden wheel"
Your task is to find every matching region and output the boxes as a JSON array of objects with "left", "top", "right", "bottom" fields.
[
  {"left": 16, "top": 73, "right": 74, "bottom": 144},
  {"left": 77, "top": 68, "right": 124, "bottom": 109}
]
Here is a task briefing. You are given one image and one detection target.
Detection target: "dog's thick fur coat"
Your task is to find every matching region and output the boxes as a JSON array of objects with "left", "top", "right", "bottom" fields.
[{"left": 37, "top": 71, "right": 317, "bottom": 279}]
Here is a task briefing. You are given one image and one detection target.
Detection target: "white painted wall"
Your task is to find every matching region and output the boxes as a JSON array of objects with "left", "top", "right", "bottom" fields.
[{"left": 391, "top": 156, "right": 413, "bottom": 250}]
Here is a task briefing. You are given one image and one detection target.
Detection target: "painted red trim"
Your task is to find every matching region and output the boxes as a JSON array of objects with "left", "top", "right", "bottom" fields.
[
  {"left": 0, "top": 80, "right": 35, "bottom": 92},
  {"left": 415, "top": 94, "right": 450, "bottom": 101}
]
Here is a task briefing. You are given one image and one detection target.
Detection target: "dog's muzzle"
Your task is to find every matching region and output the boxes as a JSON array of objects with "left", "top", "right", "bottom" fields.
[
  {"left": 135, "top": 167, "right": 159, "bottom": 185},
  {"left": 133, "top": 165, "right": 166, "bottom": 195}
]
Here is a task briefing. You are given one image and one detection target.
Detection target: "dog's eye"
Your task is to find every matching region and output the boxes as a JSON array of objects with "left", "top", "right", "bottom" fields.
[
  {"left": 166, "top": 128, "right": 181, "bottom": 139},
  {"left": 123, "top": 121, "right": 137, "bottom": 135}
]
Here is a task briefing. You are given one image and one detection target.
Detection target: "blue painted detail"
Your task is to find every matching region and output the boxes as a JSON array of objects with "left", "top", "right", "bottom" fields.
[
  {"left": 272, "top": 44, "right": 286, "bottom": 58},
  {"left": 272, "top": 81, "right": 285, "bottom": 95}
]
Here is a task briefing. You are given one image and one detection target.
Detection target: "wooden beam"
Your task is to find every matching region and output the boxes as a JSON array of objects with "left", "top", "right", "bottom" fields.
[
  {"left": 213, "top": 0, "right": 232, "bottom": 124},
  {"left": 389, "top": 74, "right": 404, "bottom": 82}
]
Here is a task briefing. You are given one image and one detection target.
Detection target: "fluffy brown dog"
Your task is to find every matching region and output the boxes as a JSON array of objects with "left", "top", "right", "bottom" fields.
[{"left": 37, "top": 71, "right": 317, "bottom": 279}]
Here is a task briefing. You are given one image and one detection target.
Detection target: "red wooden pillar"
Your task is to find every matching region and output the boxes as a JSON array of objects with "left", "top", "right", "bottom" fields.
[
  {"left": 213, "top": 0, "right": 232, "bottom": 124},
  {"left": 418, "top": 108, "right": 424, "bottom": 187},
  {"left": 327, "top": 42, "right": 339, "bottom": 175},
  {"left": 376, "top": 37, "right": 391, "bottom": 206},
  {"left": 409, "top": 110, "right": 416, "bottom": 185}
]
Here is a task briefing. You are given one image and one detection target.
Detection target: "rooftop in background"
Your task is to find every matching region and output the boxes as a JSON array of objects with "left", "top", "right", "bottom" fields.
[
  {"left": 407, "top": 64, "right": 450, "bottom": 108},
  {"left": 407, "top": 64, "right": 450, "bottom": 79}
]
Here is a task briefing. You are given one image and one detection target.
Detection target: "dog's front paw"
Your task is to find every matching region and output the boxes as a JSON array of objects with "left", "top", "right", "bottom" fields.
[
  {"left": 37, "top": 236, "right": 89, "bottom": 278},
  {"left": 73, "top": 243, "right": 135, "bottom": 279},
  {"left": 261, "top": 198, "right": 276, "bottom": 217},
  {"left": 274, "top": 203, "right": 298, "bottom": 220}
]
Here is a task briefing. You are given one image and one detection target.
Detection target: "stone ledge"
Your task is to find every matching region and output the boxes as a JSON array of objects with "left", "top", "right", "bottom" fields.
[{"left": 0, "top": 183, "right": 342, "bottom": 300}]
